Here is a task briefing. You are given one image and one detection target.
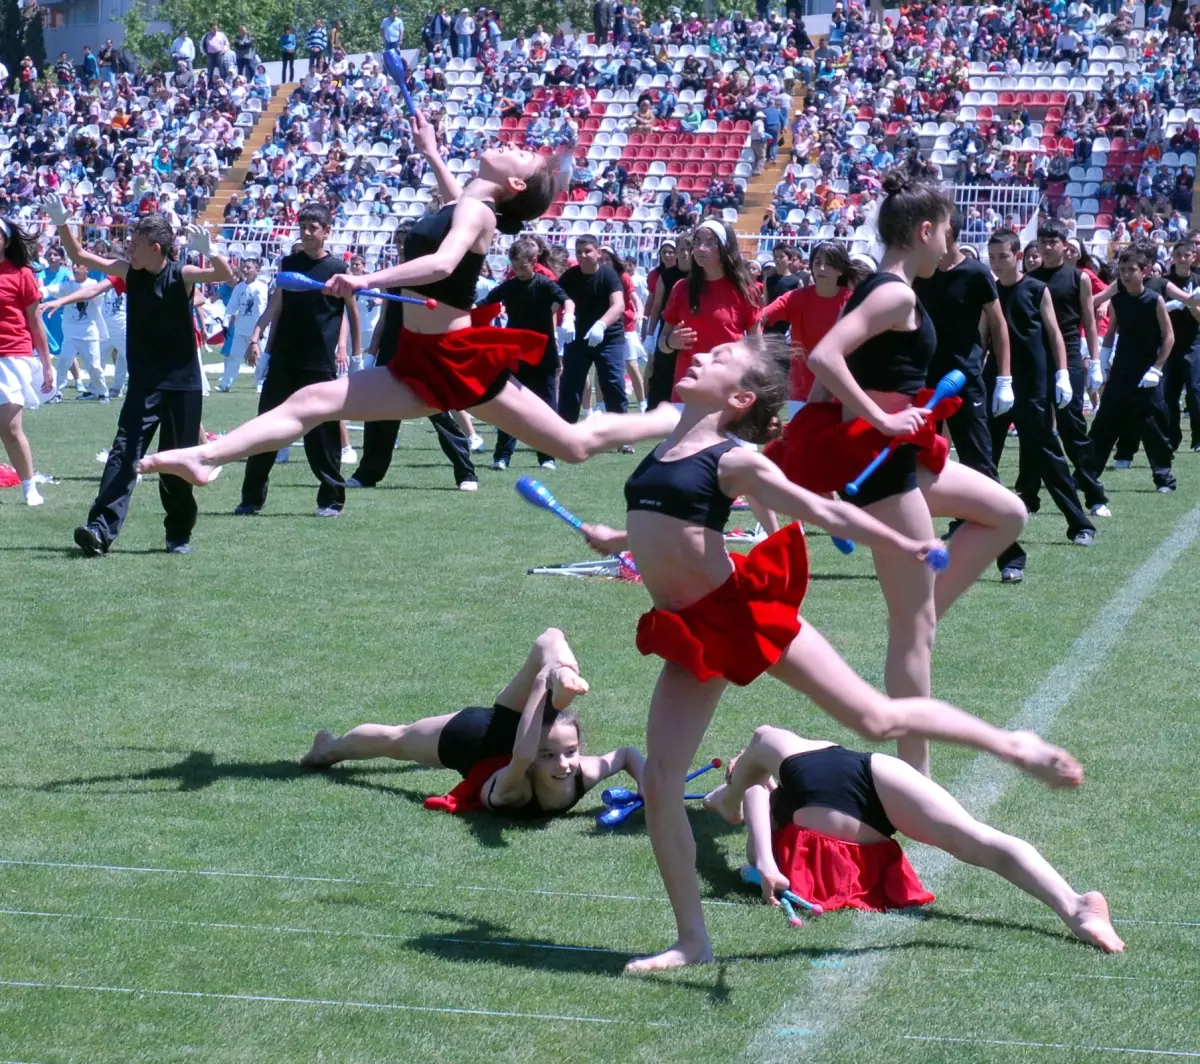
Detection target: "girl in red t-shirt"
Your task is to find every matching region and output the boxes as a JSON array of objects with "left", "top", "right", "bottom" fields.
[
  {"left": 0, "top": 219, "right": 54, "bottom": 505},
  {"left": 657, "top": 220, "right": 761, "bottom": 401},
  {"left": 762, "top": 243, "right": 871, "bottom": 414}
]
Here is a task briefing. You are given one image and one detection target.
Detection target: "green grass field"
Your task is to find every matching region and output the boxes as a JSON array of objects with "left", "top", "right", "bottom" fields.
[{"left": 2, "top": 390, "right": 1198, "bottom": 1064}]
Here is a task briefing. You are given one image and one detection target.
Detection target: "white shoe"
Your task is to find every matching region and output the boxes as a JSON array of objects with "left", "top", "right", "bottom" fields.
[
  {"left": 345, "top": 476, "right": 365, "bottom": 488},
  {"left": 458, "top": 480, "right": 479, "bottom": 492},
  {"left": 340, "top": 446, "right": 358, "bottom": 464},
  {"left": 208, "top": 465, "right": 223, "bottom": 483},
  {"left": 468, "top": 433, "right": 485, "bottom": 452},
  {"left": 493, "top": 457, "right": 508, "bottom": 470},
  {"left": 95, "top": 449, "right": 110, "bottom": 464},
  {"left": 539, "top": 459, "right": 556, "bottom": 471},
  {"left": 24, "top": 486, "right": 44, "bottom": 507},
  {"left": 638, "top": 400, "right": 648, "bottom": 412},
  {"left": 1089, "top": 503, "right": 1112, "bottom": 518},
  {"left": 276, "top": 446, "right": 291, "bottom": 464}
]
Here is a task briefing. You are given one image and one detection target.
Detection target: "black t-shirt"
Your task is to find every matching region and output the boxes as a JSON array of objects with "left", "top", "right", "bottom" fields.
[
  {"left": 997, "top": 277, "right": 1050, "bottom": 393},
  {"left": 374, "top": 290, "right": 404, "bottom": 369},
  {"left": 764, "top": 272, "right": 801, "bottom": 334},
  {"left": 1110, "top": 287, "right": 1164, "bottom": 378},
  {"left": 1164, "top": 268, "right": 1200, "bottom": 349},
  {"left": 488, "top": 274, "right": 569, "bottom": 337},
  {"left": 558, "top": 263, "right": 623, "bottom": 343},
  {"left": 1030, "top": 263, "right": 1083, "bottom": 361},
  {"left": 913, "top": 256, "right": 998, "bottom": 379},
  {"left": 271, "top": 251, "right": 349, "bottom": 374},
  {"left": 123, "top": 259, "right": 200, "bottom": 392}
]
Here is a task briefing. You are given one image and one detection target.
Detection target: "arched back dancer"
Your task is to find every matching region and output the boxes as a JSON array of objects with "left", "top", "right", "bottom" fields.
[{"left": 138, "top": 109, "right": 678, "bottom": 485}]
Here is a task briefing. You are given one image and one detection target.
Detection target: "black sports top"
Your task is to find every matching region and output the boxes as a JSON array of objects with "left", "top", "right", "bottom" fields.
[
  {"left": 624, "top": 439, "right": 739, "bottom": 531},
  {"left": 402, "top": 201, "right": 493, "bottom": 311},
  {"left": 843, "top": 272, "right": 937, "bottom": 396},
  {"left": 1030, "top": 263, "right": 1082, "bottom": 358}
]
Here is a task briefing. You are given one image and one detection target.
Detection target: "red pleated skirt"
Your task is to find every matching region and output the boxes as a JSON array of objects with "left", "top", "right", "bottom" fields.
[
  {"left": 423, "top": 753, "right": 511, "bottom": 815},
  {"left": 773, "top": 824, "right": 936, "bottom": 912},
  {"left": 635, "top": 523, "right": 810, "bottom": 686},
  {"left": 387, "top": 312, "right": 547, "bottom": 411},
  {"left": 764, "top": 388, "right": 962, "bottom": 495}
]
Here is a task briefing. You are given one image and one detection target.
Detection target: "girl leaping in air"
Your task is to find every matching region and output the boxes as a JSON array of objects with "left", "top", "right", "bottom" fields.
[
  {"left": 138, "top": 111, "right": 679, "bottom": 486},
  {"left": 581, "top": 336, "right": 1081, "bottom": 972}
]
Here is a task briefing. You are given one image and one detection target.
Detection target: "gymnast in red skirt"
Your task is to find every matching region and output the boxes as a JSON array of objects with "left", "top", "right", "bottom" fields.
[
  {"left": 705, "top": 726, "right": 1123, "bottom": 952},
  {"left": 139, "top": 109, "right": 679, "bottom": 485},
  {"left": 767, "top": 171, "right": 1028, "bottom": 777},
  {"left": 580, "top": 337, "right": 1082, "bottom": 972},
  {"left": 301, "top": 628, "right": 645, "bottom": 818}
]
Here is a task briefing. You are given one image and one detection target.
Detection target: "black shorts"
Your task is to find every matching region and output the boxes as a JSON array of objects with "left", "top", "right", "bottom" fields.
[
  {"left": 770, "top": 745, "right": 896, "bottom": 838},
  {"left": 842, "top": 443, "right": 919, "bottom": 509},
  {"left": 436, "top": 704, "right": 522, "bottom": 777}
]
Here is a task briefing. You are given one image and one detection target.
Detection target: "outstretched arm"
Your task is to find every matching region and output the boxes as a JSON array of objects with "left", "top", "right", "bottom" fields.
[
  {"left": 719, "top": 448, "right": 942, "bottom": 561},
  {"left": 181, "top": 224, "right": 233, "bottom": 285},
  {"left": 580, "top": 746, "right": 645, "bottom": 791},
  {"left": 743, "top": 784, "right": 790, "bottom": 902},
  {"left": 414, "top": 109, "right": 463, "bottom": 202},
  {"left": 44, "top": 195, "right": 128, "bottom": 279},
  {"left": 41, "top": 277, "right": 114, "bottom": 314}
]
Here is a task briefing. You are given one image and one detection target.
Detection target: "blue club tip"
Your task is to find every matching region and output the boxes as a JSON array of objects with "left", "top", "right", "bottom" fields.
[
  {"left": 831, "top": 537, "right": 856, "bottom": 554},
  {"left": 927, "top": 547, "right": 950, "bottom": 572}
]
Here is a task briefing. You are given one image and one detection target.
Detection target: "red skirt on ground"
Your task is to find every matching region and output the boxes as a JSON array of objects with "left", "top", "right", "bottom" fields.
[
  {"left": 773, "top": 824, "right": 936, "bottom": 912},
  {"left": 387, "top": 308, "right": 546, "bottom": 412},
  {"left": 423, "top": 754, "right": 511, "bottom": 815},
  {"left": 635, "top": 523, "right": 810, "bottom": 686},
  {"left": 764, "top": 389, "right": 963, "bottom": 495}
]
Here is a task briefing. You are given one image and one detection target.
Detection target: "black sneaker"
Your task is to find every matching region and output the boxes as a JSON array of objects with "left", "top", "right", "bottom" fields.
[
  {"left": 233, "top": 503, "right": 261, "bottom": 516},
  {"left": 73, "top": 525, "right": 106, "bottom": 557},
  {"left": 165, "top": 540, "right": 192, "bottom": 554},
  {"left": 1156, "top": 483, "right": 1176, "bottom": 494},
  {"left": 1000, "top": 567, "right": 1024, "bottom": 584},
  {"left": 1071, "top": 529, "right": 1095, "bottom": 546}
]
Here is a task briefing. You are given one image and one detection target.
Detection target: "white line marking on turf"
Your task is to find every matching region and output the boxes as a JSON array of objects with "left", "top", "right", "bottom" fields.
[
  {"left": 935, "top": 966, "right": 1199, "bottom": 985},
  {"left": 0, "top": 907, "right": 625, "bottom": 955},
  {"left": 0, "top": 859, "right": 744, "bottom": 908},
  {"left": 0, "top": 979, "right": 671, "bottom": 1027},
  {"left": 746, "top": 502, "right": 1200, "bottom": 1062},
  {"left": 903, "top": 1036, "right": 1200, "bottom": 1058}
]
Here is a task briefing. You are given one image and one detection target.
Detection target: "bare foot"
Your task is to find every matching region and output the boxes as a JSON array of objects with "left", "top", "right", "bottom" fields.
[
  {"left": 1065, "top": 891, "right": 1125, "bottom": 953},
  {"left": 300, "top": 729, "right": 340, "bottom": 768},
  {"left": 549, "top": 664, "right": 589, "bottom": 710},
  {"left": 137, "top": 446, "right": 218, "bottom": 486},
  {"left": 624, "top": 939, "right": 713, "bottom": 974},
  {"left": 1010, "top": 731, "right": 1083, "bottom": 789},
  {"left": 703, "top": 782, "right": 744, "bottom": 824}
]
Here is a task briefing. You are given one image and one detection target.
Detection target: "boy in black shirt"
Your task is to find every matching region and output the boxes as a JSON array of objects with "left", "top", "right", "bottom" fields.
[
  {"left": 239, "top": 203, "right": 360, "bottom": 517},
  {"left": 44, "top": 196, "right": 232, "bottom": 556},
  {"left": 1091, "top": 246, "right": 1177, "bottom": 493},
  {"left": 557, "top": 235, "right": 627, "bottom": 424},
  {"left": 485, "top": 238, "right": 572, "bottom": 470},
  {"left": 987, "top": 231, "right": 1096, "bottom": 553},
  {"left": 1161, "top": 239, "right": 1200, "bottom": 454}
]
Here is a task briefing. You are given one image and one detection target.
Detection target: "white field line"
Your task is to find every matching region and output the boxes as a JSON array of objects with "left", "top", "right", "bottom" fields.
[
  {"left": 0, "top": 858, "right": 741, "bottom": 907},
  {"left": 745, "top": 502, "right": 1200, "bottom": 1063},
  {"left": 0, "top": 906, "right": 624, "bottom": 955},
  {"left": 0, "top": 979, "right": 672, "bottom": 1028},
  {"left": 902, "top": 1036, "right": 1200, "bottom": 1058}
]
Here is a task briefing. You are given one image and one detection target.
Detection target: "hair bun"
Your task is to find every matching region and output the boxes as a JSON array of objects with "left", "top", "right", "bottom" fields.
[{"left": 881, "top": 169, "right": 914, "bottom": 196}]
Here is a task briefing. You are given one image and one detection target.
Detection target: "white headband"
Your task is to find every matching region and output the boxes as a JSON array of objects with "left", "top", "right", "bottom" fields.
[{"left": 698, "top": 219, "right": 729, "bottom": 247}]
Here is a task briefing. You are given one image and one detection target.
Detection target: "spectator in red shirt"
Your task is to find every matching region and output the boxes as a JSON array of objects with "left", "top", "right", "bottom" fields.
[{"left": 657, "top": 219, "right": 761, "bottom": 401}]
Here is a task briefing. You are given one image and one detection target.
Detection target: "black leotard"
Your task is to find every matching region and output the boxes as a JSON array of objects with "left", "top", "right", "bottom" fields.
[
  {"left": 436, "top": 700, "right": 585, "bottom": 819},
  {"left": 770, "top": 746, "right": 896, "bottom": 838},
  {"left": 844, "top": 272, "right": 937, "bottom": 396},
  {"left": 624, "top": 439, "right": 739, "bottom": 531},
  {"left": 403, "top": 201, "right": 493, "bottom": 311}
]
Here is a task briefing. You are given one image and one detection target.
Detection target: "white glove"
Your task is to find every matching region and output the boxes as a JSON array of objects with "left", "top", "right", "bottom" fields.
[
  {"left": 585, "top": 320, "right": 606, "bottom": 347},
  {"left": 559, "top": 315, "right": 576, "bottom": 345},
  {"left": 1088, "top": 358, "right": 1104, "bottom": 388},
  {"left": 1054, "top": 368, "right": 1072, "bottom": 409},
  {"left": 1139, "top": 366, "right": 1163, "bottom": 389},
  {"left": 185, "top": 224, "right": 213, "bottom": 256},
  {"left": 992, "top": 375, "right": 1014, "bottom": 417},
  {"left": 42, "top": 194, "right": 69, "bottom": 226}
]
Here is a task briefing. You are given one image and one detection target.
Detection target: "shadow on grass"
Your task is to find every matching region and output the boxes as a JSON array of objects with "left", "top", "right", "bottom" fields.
[
  {"left": 0, "top": 546, "right": 167, "bottom": 556},
  {"left": 908, "top": 907, "right": 1073, "bottom": 943}
]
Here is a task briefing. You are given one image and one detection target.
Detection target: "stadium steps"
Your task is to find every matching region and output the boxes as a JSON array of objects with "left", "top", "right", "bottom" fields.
[
  {"left": 201, "top": 83, "right": 298, "bottom": 227},
  {"left": 736, "top": 104, "right": 798, "bottom": 258}
]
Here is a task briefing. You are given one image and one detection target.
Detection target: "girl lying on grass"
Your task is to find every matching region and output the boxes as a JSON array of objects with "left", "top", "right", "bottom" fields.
[
  {"left": 302, "top": 627, "right": 644, "bottom": 818},
  {"left": 704, "top": 725, "right": 1123, "bottom": 952}
]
